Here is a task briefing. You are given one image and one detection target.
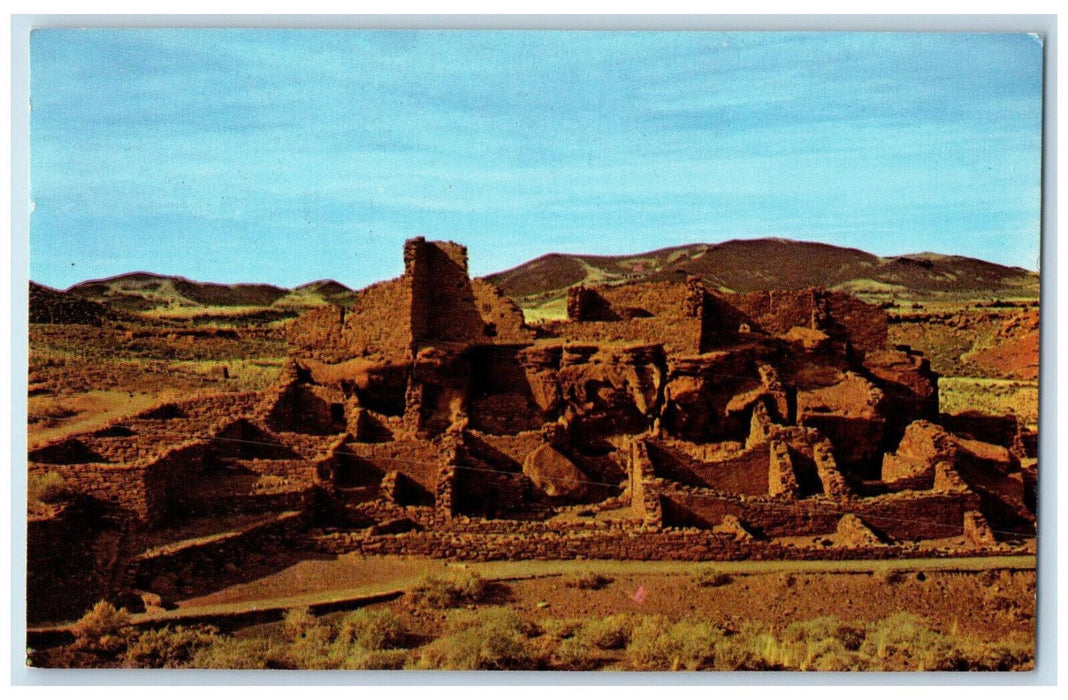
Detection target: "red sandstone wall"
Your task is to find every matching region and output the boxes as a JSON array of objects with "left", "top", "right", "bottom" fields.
[
  {"left": 344, "top": 439, "right": 447, "bottom": 491},
  {"left": 727, "top": 290, "right": 817, "bottom": 335},
  {"left": 471, "top": 280, "right": 535, "bottom": 343},
  {"left": 826, "top": 293, "right": 889, "bottom": 353},
  {"left": 286, "top": 278, "right": 414, "bottom": 363},
  {"left": 597, "top": 281, "right": 690, "bottom": 318},
  {"left": 659, "top": 488, "right": 978, "bottom": 541},
  {"left": 143, "top": 442, "right": 209, "bottom": 522},
  {"left": 464, "top": 430, "right": 545, "bottom": 468},
  {"left": 546, "top": 318, "right": 702, "bottom": 355},
  {"left": 29, "top": 461, "right": 150, "bottom": 523},
  {"left": 726, "top": 290, "right": 887, "bottom": 353},
  {"left": 648, "top": 440, "right": 771, "bottom": 495},
  {"left": 288, "top": 240, "right": 531, "bottom": 364},
  {"left": 659, "top": 489, "right": 840, "bottom": 535},
  {"left": 307, "top": 527, "right": 933, "bottom": 563}
]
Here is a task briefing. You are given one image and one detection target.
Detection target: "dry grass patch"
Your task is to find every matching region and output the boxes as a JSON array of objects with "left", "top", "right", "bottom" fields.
[
  {"left": 414, "top": 607, "right": 538, "bottom": 670},
  {"left": 408, "top": 569, "right": 487, "bottom": 609},
  {"left": 564, "top": 571, "right": 614, "bottom": 590}
]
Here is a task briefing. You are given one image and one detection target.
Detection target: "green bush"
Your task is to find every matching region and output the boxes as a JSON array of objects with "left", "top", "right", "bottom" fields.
[
  {"left": 408, "top": 570, "right": 487, "bottom": 609},
  {"left": 278, "top": 607, "right": 338, "bottom": 669},
  {"left": 191, "top": 637, "right": 284, "bottom": 669},
  {"left": 554, "top": 635, "right": 603, "bottom": 671},
  {"left": 443, "top": 606, "right": 536, "bottom": 636},
  {"left": 860, "top": 612, "right": 964, "bottom": 671},
  {"left": 415, "top": 607, "right": 536, "bottom": 670},
  {"left": 575, "top": 614, "right": 634, "bottom": 650},
  {"left": 797, "top": 641, "right": 867, "bottom": 672},
  {"left": 123, "top": 625, "right": 218, "bottom": 668},
  {"left": 550, "top": 614, "right": 635, "bottom": 671},
  {"left": 72, "top": 600, "right": 134, "bottom": 655},
  {"left": 781, "top": 616, "right": 865, "bottom": 651},
  {"left": 339, "top": 648, "right": 409, "bottom": 670},
  {"left": 335, "top": 608, "right": 407, "bottom": 652},
  {"left": 29, "top": 471, "right": 70, "bottom": 504},
  {"left": 287, "top": 624, "right": 336, "bottom": 670},
  {"left": 281, "top": 607, "right": 318, "bottom": 642},
  {"left": 711, "top": 633, "right": 778, "bottom": 671},
  {"left": 774, "top": 616, "right": 868, "bottom": 671},
  {"left": 626, "top": 617, "right": 726, "bottom": 671},
  {"left": 541, "top": 617, "right": 583, "bottom": 640}
]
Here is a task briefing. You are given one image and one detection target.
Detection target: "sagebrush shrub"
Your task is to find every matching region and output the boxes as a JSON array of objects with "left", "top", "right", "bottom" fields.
[
  {"left": 281, "top": 607, "right": 318, "bottom": 642},
  {"left": 29, "top": 471, "right": 70, "bottom": 504},
  {"left": 860, "top": 612, "right": 964, "bottom": 671},
  {"left": 626, "top": 617, "right": 726, "bottom": 671},
  {"left": 416, "top": 607, "right": 536, "bottom": 670},
  {"left": 72, "top": 600, "right": 134, "bottom": 655},
  {"left": 339, "top": 648, "right": 409, "bottom": 670},
  {"left": 409, "top": 570, "right": 487, "bottom": 609},
  {"left": 123, "top": 625, "right": 218, "bottom": 668},
  {"left": 335, "top": 608, "right": 407, "bottom": 651},
  {"left": 576, "top": 614, "right": 634, "bottom": 650},
  {"left": 190, "top": 637, "right": 283, "bottom": 669}
]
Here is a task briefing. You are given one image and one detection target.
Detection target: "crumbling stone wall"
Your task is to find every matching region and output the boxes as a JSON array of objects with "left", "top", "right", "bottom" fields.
[
  {"left": 337, "top": 439, "right": 448, "bottom": 494},
  {"left": 662, "top": 349, "right": 777, "bottom": 442},
  {"left": 594, "top": 281, "right": 690, "bottom": 319},
  {"left": 287, "top": 279, "right": 414, "bottom": 364},
  {"left": 128, "top": 511, "right": 311, "bottom": 594},
  {"left": 308, "top": 526, "right": 940, "bottom": 563},
  {"left": 646, "top": 439, "right": 771, "bottom": 495},
  {"left": 659, "top": 487, "right": 977, "bottom": 542},
  {"left": 627, "top": 438, "right": 663, "bottom": 527},
  {"left": 544, "top": 317, "right": 705, "bottom": 356},
  {"left": 28, "top": 461, "right": 153, "bottom": 524},
  {"left": 567, "top": 285, "right": 620, "bottom": 321},
  {"left": 406, "top": 238, "right": 534, "bottom": 349},
  {"left": 864, "top": 348, "right": 940, "bottom": 437},
  {"left": 471, "top": 279, "right": 534, "bottom": 343},
  {"left": 727, "top": 289, "right": 887, "bottom": 353}
]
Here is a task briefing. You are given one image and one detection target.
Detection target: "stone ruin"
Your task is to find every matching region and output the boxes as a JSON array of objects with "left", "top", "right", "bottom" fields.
[{"left": 27, "top": 237, "right": 1038, "bottom": 621}]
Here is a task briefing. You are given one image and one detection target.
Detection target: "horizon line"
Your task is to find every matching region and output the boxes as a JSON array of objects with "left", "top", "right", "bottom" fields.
[{"left": 30, "top": 235, "right": 1040, "bottom": 292}]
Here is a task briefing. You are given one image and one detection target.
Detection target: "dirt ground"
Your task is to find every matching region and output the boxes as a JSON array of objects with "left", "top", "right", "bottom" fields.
[{"left": 169, "top": 553, "right": 1035, "bottom": 643}]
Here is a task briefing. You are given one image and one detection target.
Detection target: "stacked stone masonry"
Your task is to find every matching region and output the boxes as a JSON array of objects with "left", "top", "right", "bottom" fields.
[{"left": 28, "top": 238, "right": 1037, "bottom": 621}]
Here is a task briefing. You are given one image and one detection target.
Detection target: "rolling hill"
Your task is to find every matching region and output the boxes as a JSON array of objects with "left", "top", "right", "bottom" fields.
[
  {"left": 33, "top": 238, "right": 1039, "bottom": 323},
  {"left": 482, "top": 238, "right": 1040, "bottom": 308},
  {"left": 60, "top": 273, "right": 358, "bottom": 313},
  {"left": 29, "top": 282, "right": 110, "bottom": 325}
]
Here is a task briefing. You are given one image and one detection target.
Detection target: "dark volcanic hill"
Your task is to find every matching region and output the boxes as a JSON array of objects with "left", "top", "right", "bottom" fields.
[
  {"left": 62, "top": 273, "right": 355, "bottom": 312},
  {"left": 483, "top": 238, "right": 1039, "bottom": 305},
  {"left": 37, "top": 239, "right": 1038, "bottom": 321},
  {"left": 29, "top": 282, "right": 110, "bottom": 325}
]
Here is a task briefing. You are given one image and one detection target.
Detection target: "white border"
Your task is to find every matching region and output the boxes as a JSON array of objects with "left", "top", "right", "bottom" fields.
[{"left": 5, "top": 10, "right": 1060, "bottom": 691}]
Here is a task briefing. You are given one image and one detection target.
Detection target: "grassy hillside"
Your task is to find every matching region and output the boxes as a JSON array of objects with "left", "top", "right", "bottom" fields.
[{"left": 483, "top": 238, "right": 1039, "bottom": 309}]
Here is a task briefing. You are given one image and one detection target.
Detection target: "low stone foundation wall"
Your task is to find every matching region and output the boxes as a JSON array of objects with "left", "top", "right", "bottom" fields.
[
  {"left": 128, "top": 510, "right": 311, "bottom": 590},
  {"left": 306, "top": 527, "right": 955, "bottom": 562},
  {"left": 659, "top": 487, "right": 980, "bottom": 541}
]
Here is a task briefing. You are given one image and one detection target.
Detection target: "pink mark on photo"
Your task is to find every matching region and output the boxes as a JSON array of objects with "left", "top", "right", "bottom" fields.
[{"left": 632, "top": 585, "right": 647, "bottom": 604}]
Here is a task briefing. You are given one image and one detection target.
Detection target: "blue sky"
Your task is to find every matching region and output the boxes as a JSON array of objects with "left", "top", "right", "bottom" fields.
[{"left": 29, "top": 30, "right": 1043, "bottom": 290}]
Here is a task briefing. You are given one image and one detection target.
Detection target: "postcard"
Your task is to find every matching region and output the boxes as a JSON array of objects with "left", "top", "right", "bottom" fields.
[{"left": 25, "top": 28, "right": 1041, "bottom": 672}]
